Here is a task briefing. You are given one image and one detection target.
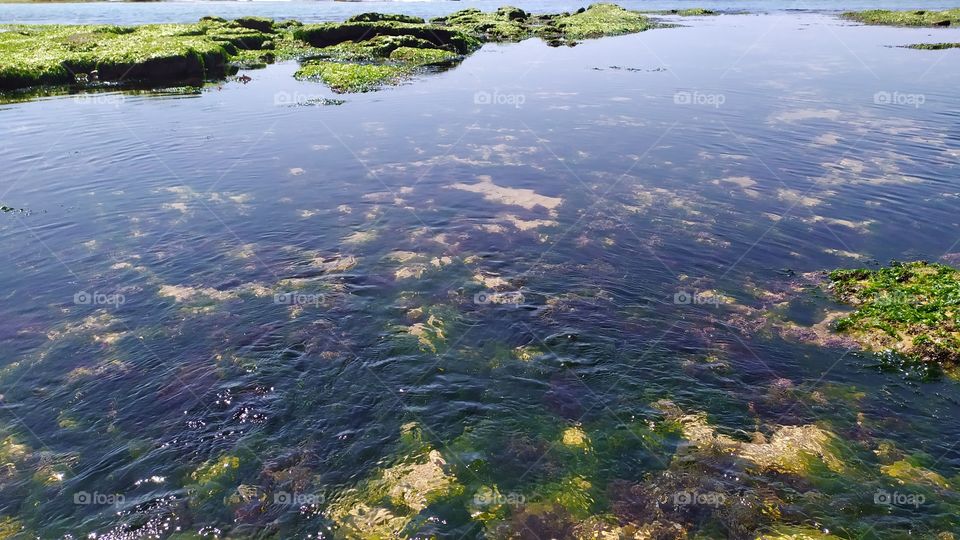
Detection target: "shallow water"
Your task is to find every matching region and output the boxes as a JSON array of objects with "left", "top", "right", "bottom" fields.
[{"left": 1, "top": 11, "right": 960, "bottom": 539}]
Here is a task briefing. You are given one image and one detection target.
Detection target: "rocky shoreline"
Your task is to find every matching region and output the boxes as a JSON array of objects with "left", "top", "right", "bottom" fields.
[{"left": 0, "top": 3, "right": 663, "bottom": 94}]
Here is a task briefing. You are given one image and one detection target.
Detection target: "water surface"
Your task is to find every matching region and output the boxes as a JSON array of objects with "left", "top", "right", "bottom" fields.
[{"left": 1, "top": 12, "right": 960, "bottom": 539}]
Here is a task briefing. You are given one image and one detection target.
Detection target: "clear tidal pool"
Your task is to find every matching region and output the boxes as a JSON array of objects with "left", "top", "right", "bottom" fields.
[{"left": 1, "top": 11, "right": 960, "bottom": 540}]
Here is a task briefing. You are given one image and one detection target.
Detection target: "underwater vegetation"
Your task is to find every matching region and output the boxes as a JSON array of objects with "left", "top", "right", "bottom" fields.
[
  {"left": 828, "top": 261, "right": 960, "bottom": 373},
  {"left": 0, "top": 3, "right": 662, "bottom": 94},
  {"left": 841, "top": 8, "right": 960, "bottom": 27}
]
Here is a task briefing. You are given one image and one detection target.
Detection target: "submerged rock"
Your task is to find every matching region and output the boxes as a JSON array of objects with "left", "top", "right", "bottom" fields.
[{"left": 327, "top": 444, "right": 463, "bottom": 538}]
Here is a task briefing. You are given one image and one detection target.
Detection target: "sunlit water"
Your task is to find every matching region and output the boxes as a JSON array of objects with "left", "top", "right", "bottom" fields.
[
  {"left": 1, "top": 12, "right": 960, "bottom": 539},
  {"left": 2, "top": 0, "right": 960, "bottom": 25}
]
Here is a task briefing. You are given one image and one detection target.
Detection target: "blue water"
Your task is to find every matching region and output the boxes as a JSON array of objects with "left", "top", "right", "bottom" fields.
[
  {"left": 1, "top": 0, "right": 960, "bottom": 25},
  {"left": 1, "top": 8, "right": 960, "bottom": 540}
]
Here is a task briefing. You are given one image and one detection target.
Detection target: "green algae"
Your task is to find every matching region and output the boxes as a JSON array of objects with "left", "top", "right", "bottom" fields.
[
  {"left": 539, "top": 3, "right": 656, "bottom": 43},
  {"left": 904, "top": 42, "right": 960, "bottom": 50},
  {"left": 673, "top": 8, "right": 717, "bottom": 16},
  {"left": 435, "top": 3, "right": 657, "bottom": 47},
  {"left": 293, "top": 21, "right": 480, "bottom": 55},
  {"left": 1, "top": 5, "right": 664, "bottom": 94},
  {"left": 828, "top": 261, "right": 960, "bottom": 369},
  {"left": 841, "top": 8, "right": 960, "bottom": 27},
  {"left": 326, "top": 424, "right": 464, "bottom": 538},
  {"left": 389, "top": 46, "right": 459, "bottom": 66},
  {"left": 346, "top": 12, "right": 426, "bottom": 25},
  {"left": 0, "top": 20, "right": 274, "bottom": 90},
  {"left": 432, "top": 6, "right": 536, "bottom": 42},
  {"left": 295, "top": 61, "right": 406, "bottom": 93}
]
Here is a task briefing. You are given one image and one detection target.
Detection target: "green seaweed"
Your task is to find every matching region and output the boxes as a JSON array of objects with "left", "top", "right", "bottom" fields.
[
  {"left": 293, "top": 21, "right": 480, "bottom": 55},
  {"left": 538, "top": 3, "right": 656, "bottom": 44},
  {"left": 389, "top": 46, "right": 458, "bottom": 66},
  {"left": 841, "top": 8, "right": 960, "bottom": 27},
  {"left": 829, "top": 261, "right": 960, "bottom": 369},
  {"left": 294, "top": 61, "right": 406, "bottom": 93},
  {"left": 432, "top": 6, "right": 536, "bottom": 42},
  {"left": 903, "top": 42, "right": 960, "bottom": 50},
  {"left": 0, "top": 21, "right": 260, "bottom": 89},
  {"left": 1, "top": 5, "right": 664, "bottom": 94}
]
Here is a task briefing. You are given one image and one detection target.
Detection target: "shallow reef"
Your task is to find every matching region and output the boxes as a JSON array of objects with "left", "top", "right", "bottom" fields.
[
  {"left": 841, "top": 8, "right": 960, "bottom": 27},
  {"left": 0, "top": 3, "right": 664, "bottom": 94}
]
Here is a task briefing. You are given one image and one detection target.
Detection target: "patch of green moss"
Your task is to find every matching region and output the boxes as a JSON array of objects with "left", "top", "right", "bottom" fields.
[
  {"left": 232, "top": 16, "right": 275, "bottom": 33},
  {"left": 829, "top": 261, "right": 960, "bottom": 368},
  {"left": 881, "top": 458, "right": 951, "bottom": 489},
  {"left": 432, "top": 7, "right": 534, "bottom": 42},
  {"left": 347, "top": 12, "right": 425, "bottom": 25},
  {"left": 841, "top": 8, "right": 960, "bottom": 27},
  {"left": 538, "top": 3, "right": 656, "bottom": 45},
  {"left": 0, "top": 21, "right": 262, "bottom": 90},
  {"left": 389, "top": 46, "right": 458, "bottom": 65},
  {"left": 904, "top": 42, "right": 960, "bottom": 50},
  {"left": 647, "top": 8, "right": 718, "bottom": 16},
  {"left": 295, "top": 61, "right": 406, "bottom": 93},
  {"left": 293, "top": 20, "right": 480, "bottom": 55}
]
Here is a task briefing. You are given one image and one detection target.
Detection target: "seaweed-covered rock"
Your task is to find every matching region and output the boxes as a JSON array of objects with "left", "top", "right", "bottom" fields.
[
  {"left": 829, "top": 261, "right": 960, "bottom": 368},
  {"left": 0, "top": 21, "right": 267, "bottom": 89},
  {"left": 346, "top": 12, "right": 426, "bottom": 25},
  {"left": 327, "top": 445, "right": 463, "bottom": 538},
  {"left": 841, "top": 8, "right": 960, "bottom": 26},
  {"left": 295, "top": 61, "right": 406, "bottom": 93},
  {"left": 293, "top": 21, "right": 480, "bottom": 54},
  {"left": 537, "top": 3, "right": 657, "bottom": 45},
  {"left": 233, "top": 16, "right": 275, "bottom": 33},
  {"left": 433, "top": 7, "right": 533, "bottom": 42}
]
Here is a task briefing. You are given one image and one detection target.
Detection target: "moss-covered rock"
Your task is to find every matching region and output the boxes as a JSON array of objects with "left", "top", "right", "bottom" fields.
[
  {"left": 828, "top": 261, "right": 960, "bottom": 369},
  {"left": 841, "top": 8, "right": 960, "bottom": 27},
  {"left": 293, "top": 21, "right": 480, "bottom": 54},
  {"left": 389, "top": 46, "right": 458, "bottom": 66},
  {"left": 432, "top": 7, "right": 535, "bottom": 42},
  {"left": 0, "top": 20, "right": 271, "bottom": 90},
  {"left": 346, "top": 12, "right": 425, "bottom": 25},
  {"left": 232, "top": 16, "right": 275, "bottom": 33},
  {"left": 295, "top": 61, "right": 406, "bottom": 93},
  {"left": 538, "top": 3, "right": 656, "bottom": 45},
  {"left": 2, "top": 5, "right": 665, "bottom": 94},
  {"left": 904, "top": 42, "right": 960, "bottom": 50}
]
